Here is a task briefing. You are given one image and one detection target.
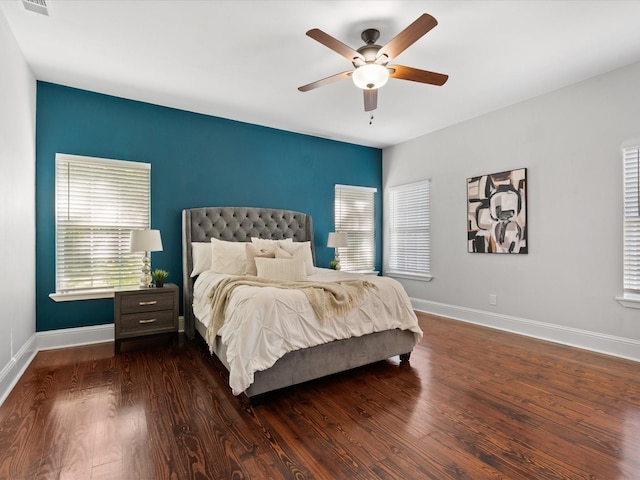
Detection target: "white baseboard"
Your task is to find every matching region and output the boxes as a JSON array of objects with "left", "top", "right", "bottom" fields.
[
  {"left": 7, "top": 306, "right": 636, "bottom": 407},
  {"left": 1, "top": 325, "right": 113, "bottom": 406},
  {"left": 1, "top": 316, "right": 186, "bottom": 406},
  {"left": 37, "top": 323, "right": 114, "bottom": 351},
  {"left": 0, "top": 334, "right": 37, "bottom": 406},
  {"left": 412, "top": 298, "right": 640, "bottom": 362},
  {"left": 36, "top": 316, "right": 185, "bottom": 351}
]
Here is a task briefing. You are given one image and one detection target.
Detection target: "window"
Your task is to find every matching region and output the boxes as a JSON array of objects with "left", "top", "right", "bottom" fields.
[
  {"left": 386, "top": 180, "right": 431, "bottom": 280},
  {"left": 623, "top": 146, "right": 640, "bottom": 296},
  {"left": 54, "top": 154, "right": 150, "bottom": 294},
  {"left": 334, "top": 184, "right": 377, "bottom": 272}
]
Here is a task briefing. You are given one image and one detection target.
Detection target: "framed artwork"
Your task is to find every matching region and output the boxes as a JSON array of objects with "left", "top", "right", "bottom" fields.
[{"left": 467, "top": 168, "right": 527, "bottom": 254}]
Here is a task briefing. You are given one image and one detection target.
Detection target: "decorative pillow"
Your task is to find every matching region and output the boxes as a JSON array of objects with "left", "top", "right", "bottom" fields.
[
  {"left": 254, "top": 257, "right": 306, "bottom": 282},
  {"left": 210, "top": 238, "right": 247, "bottom": 275},
  {"left": 274, "top": 247, "right": 292, "bottom": 259},
  {"left": 191, "top": 242, "right": 213, "bottom": 277},
  {"left": 245, "top": 243, "right": 276, "bottom": 276},
  {"left": 250, "top": 237, "right": 294, "bottom": 250},
  {"left": 278, "top": 241, "right": 314, "bottom": 275}
]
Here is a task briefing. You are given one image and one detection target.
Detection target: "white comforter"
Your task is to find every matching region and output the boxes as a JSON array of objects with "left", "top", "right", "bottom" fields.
[{"left": 193, "top": 268, "right": 422, "bottom": 395}]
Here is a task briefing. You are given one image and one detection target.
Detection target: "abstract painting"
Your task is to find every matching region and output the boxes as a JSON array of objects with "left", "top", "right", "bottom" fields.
[{"left": 467, "top": 168, "right": 527, "bottom": 254}]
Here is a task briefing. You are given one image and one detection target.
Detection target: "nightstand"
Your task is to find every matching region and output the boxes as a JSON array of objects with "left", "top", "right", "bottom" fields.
[{"left": 114, "top": 283, "right": 179, "bottom": 353}]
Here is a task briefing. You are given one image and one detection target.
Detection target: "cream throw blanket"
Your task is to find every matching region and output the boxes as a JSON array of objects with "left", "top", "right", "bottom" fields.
[{"left": 206, "top": 275, "right": 376, "bottom": 346}]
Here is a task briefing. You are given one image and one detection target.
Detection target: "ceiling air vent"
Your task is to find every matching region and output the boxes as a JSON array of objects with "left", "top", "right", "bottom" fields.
[{"left": 21, "top": 0, "right": 51, "bottom": 16}]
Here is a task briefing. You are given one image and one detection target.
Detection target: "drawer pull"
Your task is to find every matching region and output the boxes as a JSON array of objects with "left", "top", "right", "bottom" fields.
[
  {"left": 138, "top": 318, "right": 157, "bottom": 324},
  {"left": 139, "top": 300, "right": 157, "bottom": 306}
]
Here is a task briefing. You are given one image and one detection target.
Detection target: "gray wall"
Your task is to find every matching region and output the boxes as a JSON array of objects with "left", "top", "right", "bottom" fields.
[
  {"left": 0, "top": 9, "right": 37, "bottom": 403},
  {"left": 383, "top": 60, "right": 640, "bottom": 361}
]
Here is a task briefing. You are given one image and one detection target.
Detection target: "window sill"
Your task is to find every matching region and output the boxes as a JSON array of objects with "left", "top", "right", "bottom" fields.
[
  {"left": 50, "top": 286, "right": 144, "bottom": 302},
  {"left": 616, "top": 293, "right": 640, "bottom": 309},
  {"left": 385, "top": 271, "right": 433, "bottom": 282}
]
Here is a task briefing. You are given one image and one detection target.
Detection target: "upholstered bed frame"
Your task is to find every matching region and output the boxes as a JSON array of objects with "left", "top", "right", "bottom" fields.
[{"left": 182, "top": 206, "right": 415, "bottom": 399}]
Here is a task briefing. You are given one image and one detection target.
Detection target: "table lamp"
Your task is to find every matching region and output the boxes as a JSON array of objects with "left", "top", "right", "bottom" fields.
[
  {"left": 327, "top": 232, "right": 348, "bottom": 270},
  {"left": 130, "top": 229, "right": 163, "bottom": 287}
]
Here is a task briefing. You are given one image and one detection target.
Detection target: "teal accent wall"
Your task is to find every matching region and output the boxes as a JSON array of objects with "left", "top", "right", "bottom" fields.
[{"left": 36, "top": 82, "right": 382, "bottom": 332}]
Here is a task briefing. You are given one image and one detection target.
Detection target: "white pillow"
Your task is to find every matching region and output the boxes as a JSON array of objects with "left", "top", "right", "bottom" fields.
[
  {"left": 245, "top": 242, "right": 276, "bottom": 276},
  {"left": 278, "top": 241, "right": 314, "bottom": 275},
  {"left": 210, "top": 238, "right": 247, "bottom": 275},
  {"left": 255, "top": 257, "right": 306, "bottom": 282},
  {"left": 274, "top": 247, "right": 292, "bottom": 259},
  {"left": 250, "top": 237, "right": 294, "bottom": 250},
  {"left": 191, "top": 242, "right": 213, "bottom": 277}
]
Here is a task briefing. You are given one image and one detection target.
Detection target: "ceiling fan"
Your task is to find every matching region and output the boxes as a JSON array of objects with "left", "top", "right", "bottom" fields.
[{"left": 298, "top": 13, "right": 449, "bottom": 112}]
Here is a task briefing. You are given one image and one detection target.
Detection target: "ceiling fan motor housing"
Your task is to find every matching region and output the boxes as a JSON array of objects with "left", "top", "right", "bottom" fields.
[
  {"left": 355, "top": 28, "right": 385, "bottom": 65},
  {"left": 352, "top": 29, "right": 388, "bottom": 89}
]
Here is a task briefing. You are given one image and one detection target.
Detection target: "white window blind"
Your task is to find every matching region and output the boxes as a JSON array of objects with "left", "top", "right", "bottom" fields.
[
  {"left": 623, "top": 146, "right": 640, "bottom": 293},
  {"left": 387, "top": 180, "right": 431, "bottom": 279},
  {"left": 335, "top": 184, "right": 377, "bottom": 272},
  {"left": 55, "top": 154, "right": 150, "bottom": 293}
]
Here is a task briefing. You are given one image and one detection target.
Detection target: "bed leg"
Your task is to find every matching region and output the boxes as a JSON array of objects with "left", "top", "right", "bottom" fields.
[
  {"left": 399, "top": 352, "right": 411, "bottom": 363},
  {"left": 249, "top": 394, "right": 265, "bottom": 406}
]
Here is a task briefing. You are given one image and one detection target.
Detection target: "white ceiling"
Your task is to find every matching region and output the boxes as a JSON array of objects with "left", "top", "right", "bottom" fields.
[{"left": 3, "top": 0, "right": 640, "bottom": 149}]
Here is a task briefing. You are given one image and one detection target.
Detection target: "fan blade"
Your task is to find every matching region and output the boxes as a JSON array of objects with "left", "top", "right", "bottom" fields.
[
  {"left": 298, "top": 70, "right": 353, "bottom": 92},
  {"left": 389, "top": 65, "right": 448, "bottom": 86},
  {"left": 307, "top": 28, "right": 365, "bottom": 63},
  {"left": 364, "top": 89, "right": 377, "bottom": 112},
  {"left": 377, "top": 13, "right": 438, "bottom": 61}
]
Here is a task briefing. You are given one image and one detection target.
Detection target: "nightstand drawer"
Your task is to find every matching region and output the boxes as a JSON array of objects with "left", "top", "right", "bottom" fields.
[
  {"left": 120, "top": 290, "right": 174, "bottom": 314},
  {"left": 114, "top": 283, "right": 179, "bottom": 352},
  {"left": 117, "top": 309, "right": 177, "bottom": 337}
]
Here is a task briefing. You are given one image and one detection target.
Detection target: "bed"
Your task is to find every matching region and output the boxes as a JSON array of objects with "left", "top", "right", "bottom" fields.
[{"left": 182, "top": 206, "right": 422, "bottom": 400}]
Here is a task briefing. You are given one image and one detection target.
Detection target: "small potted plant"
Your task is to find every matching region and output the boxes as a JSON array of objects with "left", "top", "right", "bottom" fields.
[{"left": 151, "top": 269, "right": 169, "bottom": 288}]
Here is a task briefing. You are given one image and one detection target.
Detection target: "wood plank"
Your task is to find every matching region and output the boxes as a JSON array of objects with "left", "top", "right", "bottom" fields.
[{"left": 0, "top": 312, "right": 639, "bottom": 479}]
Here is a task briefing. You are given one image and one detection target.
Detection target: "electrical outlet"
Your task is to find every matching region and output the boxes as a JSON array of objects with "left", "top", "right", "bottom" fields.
[{"left": 489, "top": 294, "right": 497, "bottom": 306}]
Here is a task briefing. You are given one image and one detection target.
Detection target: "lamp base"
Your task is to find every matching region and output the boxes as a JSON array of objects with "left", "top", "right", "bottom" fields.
[
  {"left": 140, "top": 253, "right": 152, "bottom": 288},
  {"left": 332, "top": 253, "right": 341, "bottom": 271}
]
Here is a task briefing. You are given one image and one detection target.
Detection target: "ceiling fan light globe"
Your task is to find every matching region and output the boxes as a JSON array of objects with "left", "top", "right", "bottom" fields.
[{"left": 352, "top": 64, "right": 389, "bottom": 90}]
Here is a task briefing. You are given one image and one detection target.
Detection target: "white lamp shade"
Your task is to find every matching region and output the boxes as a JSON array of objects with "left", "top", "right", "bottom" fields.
[
  {"left": 130, "top": 229, "right": 163, "bottom": 252},
  {"left": 352, "top": 64, "right": 389, "bottom": 90},
  {"left": 327, "top": 232, "right": 348, "bottom": 248}
]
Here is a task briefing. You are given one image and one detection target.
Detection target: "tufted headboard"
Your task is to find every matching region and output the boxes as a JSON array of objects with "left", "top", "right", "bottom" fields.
[{"left": 182, "top": 206, "right": 315, "bottom": 339}]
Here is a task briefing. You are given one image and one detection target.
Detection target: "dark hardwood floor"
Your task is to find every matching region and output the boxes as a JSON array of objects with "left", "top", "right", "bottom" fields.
[{"left": 1, "top": 312, "right": 639, "bottom": 479}]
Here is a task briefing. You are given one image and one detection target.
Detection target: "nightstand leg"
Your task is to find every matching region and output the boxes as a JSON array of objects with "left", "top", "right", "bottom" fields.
[{"left": 115, "top": 339, "right": 121, "bottom": 354}]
